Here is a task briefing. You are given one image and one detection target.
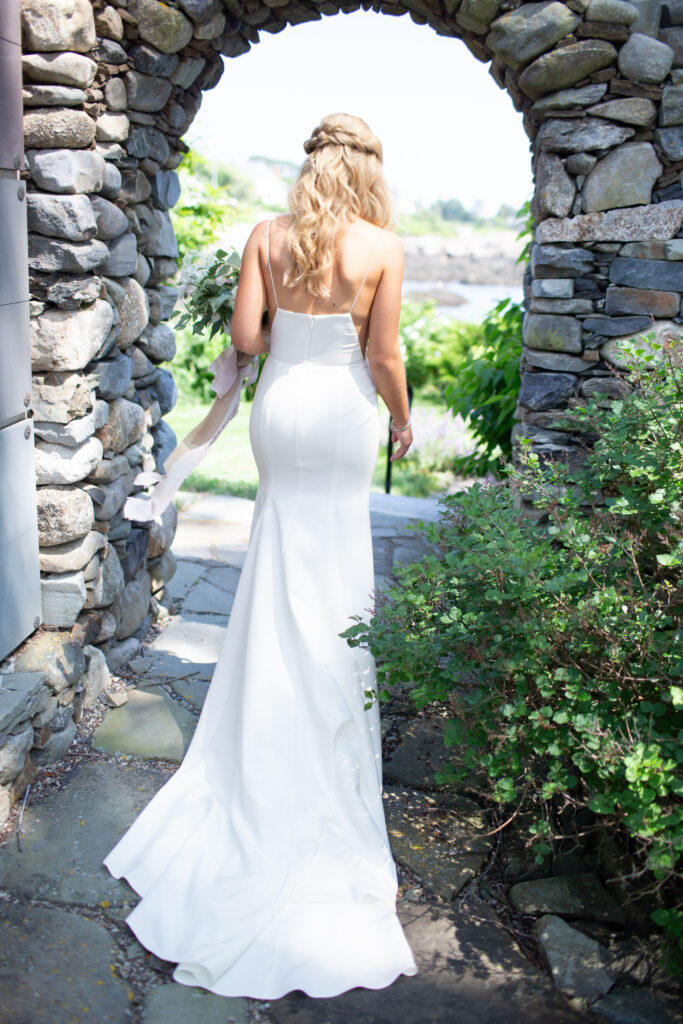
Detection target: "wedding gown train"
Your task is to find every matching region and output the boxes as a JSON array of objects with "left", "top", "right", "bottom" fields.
[{"left": 102, "top": 222, "right": 419, "bottom": 998}]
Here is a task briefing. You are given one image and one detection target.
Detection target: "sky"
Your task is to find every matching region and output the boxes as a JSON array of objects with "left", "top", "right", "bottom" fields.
[{"left": 185, "top": 9, "right": 534, "bottom": 217}]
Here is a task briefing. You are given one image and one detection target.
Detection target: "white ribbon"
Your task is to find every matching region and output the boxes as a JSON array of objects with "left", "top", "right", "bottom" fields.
[{"left": 122, "top": 344, "right": 260, "bottom": 523}]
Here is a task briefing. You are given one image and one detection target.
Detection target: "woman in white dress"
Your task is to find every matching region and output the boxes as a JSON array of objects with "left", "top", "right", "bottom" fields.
[{"left": 103, "top": 112, "right": 418, "bottom": 999}]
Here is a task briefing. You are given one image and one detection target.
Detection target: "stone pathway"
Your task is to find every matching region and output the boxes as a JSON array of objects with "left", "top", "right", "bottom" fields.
[{"left": 0, "top": 492, "right": 677, "bottom": 1024}]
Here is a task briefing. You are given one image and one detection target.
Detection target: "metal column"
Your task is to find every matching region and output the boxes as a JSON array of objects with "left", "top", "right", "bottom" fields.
[{"left": 0, "top": 0, "right": 41, "bottom": 660}]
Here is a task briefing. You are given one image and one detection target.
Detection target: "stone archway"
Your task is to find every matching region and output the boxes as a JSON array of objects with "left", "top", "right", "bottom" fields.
[{"left": 3, "top": 0, "right": 683, "bottom": 812}]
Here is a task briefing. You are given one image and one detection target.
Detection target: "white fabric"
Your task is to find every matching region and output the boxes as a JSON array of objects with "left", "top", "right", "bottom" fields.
[{"left": 103, "top": 304, "right": 420, "bottom": 998}]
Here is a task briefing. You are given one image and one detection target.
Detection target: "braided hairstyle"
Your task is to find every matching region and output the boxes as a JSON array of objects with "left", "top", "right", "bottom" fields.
[{"left": 283, "top": 113, "right": 395, "bottom": 300}]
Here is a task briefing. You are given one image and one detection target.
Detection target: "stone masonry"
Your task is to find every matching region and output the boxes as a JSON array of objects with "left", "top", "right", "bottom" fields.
[{"left": 3, "top": 0, "right": 683, "bottom": 824}]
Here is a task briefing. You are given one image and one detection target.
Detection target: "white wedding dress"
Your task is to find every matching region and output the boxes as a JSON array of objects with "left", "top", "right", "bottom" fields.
[{"left": 102, "top": 222, "right": 419, "bottom": 999}]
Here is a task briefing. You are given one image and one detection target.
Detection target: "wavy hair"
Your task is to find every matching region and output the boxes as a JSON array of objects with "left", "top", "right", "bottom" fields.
[{"left": 283, "top": 113, "right": 395, "bottom": 299}]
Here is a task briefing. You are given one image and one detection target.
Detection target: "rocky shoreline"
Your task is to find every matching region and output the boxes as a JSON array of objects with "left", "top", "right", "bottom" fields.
[{"left": 402, "top": 226, "right": 527, "bottom": 287}]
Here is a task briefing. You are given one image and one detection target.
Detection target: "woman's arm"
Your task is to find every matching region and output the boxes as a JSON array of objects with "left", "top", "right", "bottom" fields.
[
  {"left": 230, "top": 221, "right": 271, "bottom": 355},
  {"left": 367, "top": 234, "right": 413, "bottom": 461}
]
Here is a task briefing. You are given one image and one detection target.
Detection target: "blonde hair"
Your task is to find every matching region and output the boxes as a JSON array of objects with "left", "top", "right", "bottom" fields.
[{"left": 283, "top": 113, "right": 395, "bottom": 299}]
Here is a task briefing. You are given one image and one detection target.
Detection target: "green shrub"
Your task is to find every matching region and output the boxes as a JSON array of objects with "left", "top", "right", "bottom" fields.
[
  {"left": 444, "top": 295, "right": 523, "bottom": 477},
  {"left": 399, "top": 299, "right": 480, "bottom": 400},
  {"left": 170, "top": 150, "right": 232, "bottom": 264},
  {"left": 343, "top": 332, "right": 683, "bottom": 973}
]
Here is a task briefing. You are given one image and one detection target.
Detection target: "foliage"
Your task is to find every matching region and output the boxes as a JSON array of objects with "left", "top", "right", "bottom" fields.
[
  {"left": 172, "top": 246, "right": 266, "bottom": 403},
  {"left": 170, "top": 150, "right": 233, "bottom": 263},
  {"left": 444, "top": 295, "right": 523, "bottom": 477},
  {"left": 342, "top": 333, "right": 683, "bottom": 974},
  {"left": 399, "top": 300, "right": 481, "bottom": 400}
]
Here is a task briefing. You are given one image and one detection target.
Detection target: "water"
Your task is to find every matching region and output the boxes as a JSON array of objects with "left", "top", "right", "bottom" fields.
[{"left": 402, "top": 278, "right": 524, "bottom": 323}]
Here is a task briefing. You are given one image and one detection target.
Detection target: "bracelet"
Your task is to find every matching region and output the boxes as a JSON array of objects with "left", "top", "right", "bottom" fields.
[{"left": 391, "top": 416, "right": 411, "bottom": 432}]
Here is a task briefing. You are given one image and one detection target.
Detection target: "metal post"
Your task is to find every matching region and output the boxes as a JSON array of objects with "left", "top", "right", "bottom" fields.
[
  {"left": 0, "top": 0, "right": 42, "bottom": 660},
  {"left": 384, "top": 382, "right": 412, "bottom": 494}
]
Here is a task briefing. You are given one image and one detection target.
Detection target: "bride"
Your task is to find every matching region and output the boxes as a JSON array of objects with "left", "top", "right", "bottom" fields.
[{"left": 103, "top": 112, "right": 419, "bottom": 999}]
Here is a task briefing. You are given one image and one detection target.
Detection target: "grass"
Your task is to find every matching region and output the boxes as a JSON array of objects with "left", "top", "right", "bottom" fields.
[{"left": 165, "top": 393, "right": 465, "bottom": 500}]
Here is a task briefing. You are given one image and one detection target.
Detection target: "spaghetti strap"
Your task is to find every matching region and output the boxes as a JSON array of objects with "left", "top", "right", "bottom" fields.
[
  {"left": 349, "top": 231, "right": 383, "bottom": 314},
  {"left": 266, "top": 219, "right": 278, "bottom": 309}
]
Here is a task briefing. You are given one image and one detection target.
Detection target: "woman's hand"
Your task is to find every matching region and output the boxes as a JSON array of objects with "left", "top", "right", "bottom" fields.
[{"left": 389, "top": 422, "right": 413, "bottom": 461}]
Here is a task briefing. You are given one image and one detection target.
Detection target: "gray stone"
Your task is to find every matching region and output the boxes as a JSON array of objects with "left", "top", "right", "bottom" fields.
[
  {"left": 32, "top": 370, "right": 93, "bottom": 423},
  {"left": 610, "top": 255, "right": 683, "bottom": 290},
  {"left": 138, "top": 207, "right": 178, "bottom": 258},
  {"left": 125, "top": 69, "right": 173, "bottom": 112},
  {"left": 39, "top": 530, "right": 105, "bottom": 573},
  {"left": 23, "top": 83, "right": 87, "bottom": 107},
  {"left": 34, "top": 434, "right": 103, "bottom": 485},
  {"left": 661, "top": 83, "right": 683, "bottom": 127},
  {"left": 148, "top": 548, "right": 177, "bottom": 593},
  {"left": 665, "top": 238, "right": 683, "bottom": 259},
  {"left": 105, "top": 636, "right": 141, "bottom": 669},
  {"left": 90, "top": 195, "right": 128, "bottom": 240},
  {"left": 150, "top": 170, "right": 181, "bottom": 211},
  {"left": 22, "top": 51, "right": 97, "bottom": 88},
  {"left": 152, "top": 418, "right": 177, "bottom": 473},
  {"left": 147, "top": 501, "right": 177, "bottom": 558},
  {"left": 146, "top": 614, "right": 225, "bottom": 681},
  {"left": 129, "top": 0, "right": 194, "bottom": 53},
  {"left": 384, "top": 785, "right": 491, "bottom": 900},
  {"left": 87, "top": 454, "right": 130, "bottom": 484},
  {"left": 0, "top": 726, "right": 33, "bottom": 786},
  {"left": 618, "top": 32, "right": 674, "bottom": 83},
  {"left": 535, "top": 200, "right": 683, "bottom": 242},
  {"left": 654, "top": 124, "right": 683, "bottom": 160},
  {"left": 81, "top": 644, "right": 110, "bottom": 707},
  {"left": 0, "top": 760, "right": 169, "bottom": 905},
  {"left": 151, "top": 369, "right": 177, "bottom": 415},
  {"left": 143, "top": 984, "right": 249, "bottom": 1024},
  {"left": 26, "top": 147, "right": 105, "bottom": 194},
  {"left": 138, "top": 322, "right": 176, "bottom": 363},
  {"left": 530, "top": 297, "right": 594, "bottom": 314},
  {"left": 170, "top": 55, "right": 206, "bottom": 88},
  {"left": 93, "top": 685, "right": 195, "bottom": 761},
  {"left": 31, "top": 300, "right": 113, "bottom": 371},
  {"left": 46, "top": 273, "right": 102, "bottom": 309},
  {"left": 486, "top": 2, "right": 579, "bottom": 71},
  {"left": 129, "top": 345, "right": 156, "bottom": 380},
  {"left": 99, "top": 233, "right": 138, "bottom": 277},
  {"left": 93, "top": 350, "right": 134, "bottom": 400},
  {"left": 0, "top": 903, "right": 131, "bottom": 1024},
  {"left": 531, "top": 278, "right": 574, "bottom": 298},
  {"left": 592, "top": 986, "right": 683, "bottom": 1024},
  {"left": 23, "top": 107, "right": 95, "bottom": 149},
  {"left": 604, "top": 287, "right": 679, "bottom": 316},
  {"left": 510, "top": 874, "right": 627, "bottom": 922},
  {"left": 96, "top": 6, "right": 124, "bottom": 41},
  {"left": 128, "top": 41, "right": 180, "bottom": 77},
  {"left": 111, "top": 569, "right": 151, "bottom": 639},
  {"left": 537, "top": 116, "right": 635, "bottom": 153},
  {"left": 104, "top": 76, "right": 127, "bottom": 112},
  {"left": 629, "top": 0, "right": 661, "bottom": 35},
  {"left": 0, "top": 674, "right": 46, "bottom": 733},
  {"left": 133, "top": 251, "right": 151, "bottom": 288},
  {"left": 534, "top": 915, "right": 616, "bottom": 1000},
  {"left": 660, "top": 27, "right": 683, "bottom": 68},
  {"left": 147, "top": 284, "right": 178, "bottom": 322},
  {"left": 20, "top": 0, "right": 96, "bottom": 53},
  {"left": 586, "top": 96, "right": 656, "bottom": 126},
  {"left": 28, "top": 234, "right": 109, "bottom": 273},
  {"left": 601, "top": 320, "right": 683, "bottom": 366},
  {"left": 586, "top": 0, "right": 638, "bottom": 22},
  {"left": 531, "top": 244, "right": 594, "bottom": 277},
  {"left": 585, "top": 310, "right": 656, "bottom": 332},
  {"left": 519, "top": 371, "right": 577, "bottom": 410},
  {"left": 126, "top": 125, "right": 171, "bottom": 165},
  {"left": 534, "top": 152, "right": 575, "bottom": 219},
  {"left": 88, "top": 544, "right": 125, "bottom": 606},
  {"left": 116, "top": 276, "right": 150, "bottom": 347},
  {"left": 41, "top": 571, "right": 87, "bottom": 628},
  {"left": 94, "top": 38, "right": 127, "bottom": 64},
  {"left": 90, "top": 471, "right": 136, "bottom": 521},
  {"left": 524, "top": 349, "right": 596, "bottom": 371},
  {"left": 531, "top": 83, "right": 608, "bottom": 119},
  {"left": 95, "top": 398, "right": 145, "bottom": 453},
  {"left": 455, "top": 0, "right": 502, "bottom": 34},
  {"left": 101, "top": 161, "right": 122, "bottom": 201},
  {"left": 523, "top": 313, "right": 582, "bottom": 352},
  {"left": 34, "top": 399, "right": 107, "bottom": 447},
  {"left": 580, "top": 375, "right": 631, "bottom": 398},
  {"left": 564, "top": 151, "right": 597, "bottom": 174},
  {"left": 95, "top": 112, "right": 129, "bottom": 143},
  {"left": 14, "top": 632, "right": 85, "bottom": 695},
  {"left": 36, "top": 486, "right": 94, "bottom": 548},
  {"left": 582, "top": 142, "right": 662, "bottom": 212},
  {"left": 519, "top": 39, "right": 618, "bottom": 99}
]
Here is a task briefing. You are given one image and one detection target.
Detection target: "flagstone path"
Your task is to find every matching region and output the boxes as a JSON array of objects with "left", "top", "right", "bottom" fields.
[{"left": 0, "top": 491, "right": 607, "bottom": 1024}]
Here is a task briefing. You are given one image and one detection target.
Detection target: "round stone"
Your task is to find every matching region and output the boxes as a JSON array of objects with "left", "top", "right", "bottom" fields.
[
  {"left": 24, "top": 108, "right": 95, "bottom": 149},
  {"left": 36, "top": 487, "right": 94, "bottom": 547},
  {"left": 617, "top": 32, "right": 674, "bottom": 84}
]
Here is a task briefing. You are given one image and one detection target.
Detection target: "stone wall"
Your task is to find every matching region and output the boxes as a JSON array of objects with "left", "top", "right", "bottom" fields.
[{"left": 3, "top": 0, "right": 683, "bottom": 821}]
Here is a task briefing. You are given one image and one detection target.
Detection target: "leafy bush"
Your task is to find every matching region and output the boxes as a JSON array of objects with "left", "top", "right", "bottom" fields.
[
  {"left": 343, "top": 332, "right": 683, "bottom": 973},
  {"left": 444, "top": 295, "right": 523, "bottom": 477},
  {"left": 399, "top": 299, "right": 480, "bottom": 400},
  {"left": 170, "top": 150, "right": 233, "bottom": 263}
]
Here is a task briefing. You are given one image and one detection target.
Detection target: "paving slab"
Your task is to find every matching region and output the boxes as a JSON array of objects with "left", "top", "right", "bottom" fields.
[
  {"left": 164, "top": 558, "right": 207, "bottom": 603},
  {"left": 146, "top": 614, "right": 226, "bottom": 681},
  {"left": 268, "top": 903, "right": 596, "bottom": 1024},
  {"left": 0, "top": 901, "right": 133, "bottom": 1024},
  {"left": 203, "top": 564, "right": 242, "bottom": 594},
  {"left": 92, "top": 686, "right": 196, "bottom": 762},
  {"left": 0, "top": 761, "right": 169, "bottom": 906},
  {"left": 171, "top": 518, "right": 248, "bottom": 566},
  {"left": 383, "top": 786, "right": 492, "bottom": 900},
  {"left": 143, "top": 983, "right": 249, "bottom": 1024},
  {"left": 385, "top": 718, "right": 489, "bottom": 794},
  {"left": 369, "top": 492, "right": 442, "bottom": 522},
  {"left": 168, "top": 676, "right": 209, "bottom": 712},
  {"left": 180, "top": 494, "right": 255, "bottom": 525},
  {"left": 183, "top": 579, "right": 236, "bottom": 617}
]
